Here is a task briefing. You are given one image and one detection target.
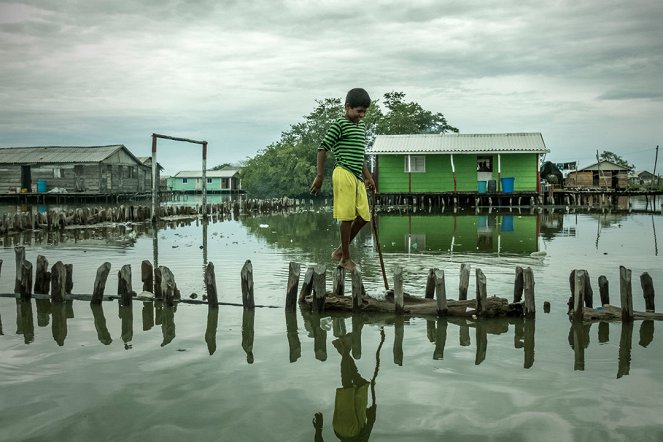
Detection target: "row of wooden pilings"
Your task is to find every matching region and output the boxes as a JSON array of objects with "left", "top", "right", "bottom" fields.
[{"left": 0, "top": 197, "right": 315, "bottom": 235}]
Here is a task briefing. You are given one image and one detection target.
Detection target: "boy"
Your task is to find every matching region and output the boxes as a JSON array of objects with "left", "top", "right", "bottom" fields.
[{"left": 309, "top": 88, "right": 375, "bottom": 272}]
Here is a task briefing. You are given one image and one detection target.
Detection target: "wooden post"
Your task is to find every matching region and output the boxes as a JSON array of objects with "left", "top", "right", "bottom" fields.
[
  {"left": 91, "top": 262, "right": 111, "bottom": 305},
  {"left": 425, "top": 268, "right": 437, "bottom": 299},
  {"left": 583, "top": 271, "right": 593, "bottom": 308},
  {"left": 573, "top": 269, "right": 586, "bottom": 321},
  {"left": 20, "top": 261, "right": 33, "bottom": 302},
  {"left": 241, "top": 260, "right": 255, "bottom": 310},
  {"left": 475, "top": 268, "right": 487, "bottom": 316},
  {"left": 312, "top": 264, "right": 326, "bottom": 313},
  {"left": 14, "top": 246, "right": 25, "bottom": 293},
  {"left": 434, "top": 269, "right": 447, "bottom": 316},
  {"left": 332, "top": 266, "right": 345, "bottom": 297},
  {"left": 50, "top": 261, "right": 66, "bottom": 303},
  {"left": 598, "top": 275, "right": 610, "bottom": 306},
  {"left": 393, "top": 266, "right": 404, "bottom": 315},
  {"left": 205, "top": 262, "right": 219, "bottom": 308},
  {"left": 298, "top": 267, "right": 314, "bottom": 302},
  {"left": 141, "top": 260, "right": 154, "bottom": 293},
  {"left": 118, "top": 264, "right": 133, "bottom": 305},
  {"left": 640, "top": 272, "right": 655, "bottom": 312},
  {"left": 514, "top": 266, "right": 524, "bottom": 303},
  {"left": 523, "top": 267, "right": 535, "bottom": 318},
  {"left": 351, "top": 267, "right": 363, "bottom": 313},
  {"left": 159, "top": 266, "right": 176, "bottom": 306},
  {"left": 620, "top": 265, "right": 633, "bottom": 322},
  {"left": 34, "top": 255, "right": 50, "bottom": 294},
  {"left": 65, "top": 264, "right": 73, "bottom": 295},
  {"left": 154, "top": 267, "right": 163, "bottom": 299},
  {"left": 459, "top": 263, "right": 470, "bottom": 301},
  {"left": 285, "top": 261, "right": 301, "bottom": 311}
]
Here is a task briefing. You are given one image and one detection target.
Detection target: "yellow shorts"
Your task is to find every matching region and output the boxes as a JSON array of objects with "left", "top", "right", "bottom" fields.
[{"left": 332, "top": 166, "right": 370, "bottom": 222}]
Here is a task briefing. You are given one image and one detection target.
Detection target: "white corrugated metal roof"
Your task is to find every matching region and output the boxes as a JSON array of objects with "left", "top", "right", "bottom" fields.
[
  {"left": 368, "top": 133, "right": 549, "bottom": 154},
  {"left": 579, "top": 160, "right": 629, "bottom": 171},
  {"left": 0, "top": 145, "right": 137, "bottom": 164},
  {"left": 173, "top": 169, "right": 240, "bottom": 178}
]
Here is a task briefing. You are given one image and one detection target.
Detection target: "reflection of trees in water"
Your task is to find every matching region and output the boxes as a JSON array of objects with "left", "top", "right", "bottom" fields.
[{"left": 540, "top": 212, "right": 564, "bottom": 241}]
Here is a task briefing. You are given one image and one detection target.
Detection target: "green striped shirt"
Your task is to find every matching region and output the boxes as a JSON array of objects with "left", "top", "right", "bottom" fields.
[{"left": 319, "top": 118, "right": 366, "bottom": 181}]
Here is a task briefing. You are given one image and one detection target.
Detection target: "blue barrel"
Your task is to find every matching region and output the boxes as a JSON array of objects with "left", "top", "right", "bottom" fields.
[
  {"left": 37, "top": 179, "right": 46, "bottom": 192},
  {"left": 501, "top": 177, "right": 515, "bottom": 193},
  {"left": 477, "top": 181, "right": 487, "bottom": 193}
]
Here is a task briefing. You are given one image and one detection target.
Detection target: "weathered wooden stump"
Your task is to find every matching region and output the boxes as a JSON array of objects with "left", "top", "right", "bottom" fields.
[
  {"left": 640, "top": 272, "right": 655, "bottom": 312},
  {"left": 312, "top": 264, "right": 326, "bottom": 313},
  {"left": 332, "top": 266, "right": 345, "bottom": 297},
  {"left": 434, "top": 269, "right": 447, "bottom": 316},
  {"left": 141, "top": 260, "right": 154, "bottom": 293},
  {"left": 298, "top": 267, "right": 314, "bottom": 302},
  {"left": 459, "top": 263, "right": 470, "bottom": 301},
  {"left": 34, "top": 255, "right": 50, "bottom": 294},
  {"left": 65, "top": 264, "right": 73, "bottom": 295},
  {"left": 154, "top": 267, "right": 163, "bottom": 299},
  {"left": 205, "top": 262, "right": 219, "bottom": 308},
  {"left": 118, "top": 264, "right": 134, "bottom": 305},
  {"left": 241, "top": 260, "right": 255, "bottom": 310},
  {"left": 285, "top": 262, "right": 301, "bottom": 312},
  {"left": 598, "top": 275, "right": 610, "bottom": 305},
  {"left": 351, "top": 267, "right": 363, "bottom": 313},
  {"left": 475, "top": 268, "right": 487, "bottom": 316},
  {"left": 620, "top": 266, "right": 633, "bottom": 321},
  {"left": 91, "top": 262, "right": 111, "bottom": 305},
  {"left": 159, "top": 266, "right": 177, "bottom": 306},
  {"left": 14, "top": 246, "right": 25, "bottom": 293},
  {"left": 523, "top": 267, "right": 535, "bottom": 318},
  {"left": 425, "top": 268, "right": 437, "bottom": 300},
  {"left": 514, "top": 266, "right": 524, "bottom": 303},
  {"left": 572, "top": 269, "right": 586, "bottom": 322},
  {"left": 393, "top": 266, "right": 404, "bottom": 315},
  {"left": 20, "top": 261, "right": 33, "bottom": 302},
  {"left": 50, "top": 261, "right": 66, "bottom": 303}
]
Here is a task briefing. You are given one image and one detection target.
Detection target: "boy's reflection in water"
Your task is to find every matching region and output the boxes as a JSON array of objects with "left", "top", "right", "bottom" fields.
[{"left": 314, "top": 328, "right": 385, "bottom": 441}]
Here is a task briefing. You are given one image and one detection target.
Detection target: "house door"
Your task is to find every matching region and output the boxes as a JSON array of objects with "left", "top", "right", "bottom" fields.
[{"left": 20, "top": 165, "right": 32, "bottom": 192}]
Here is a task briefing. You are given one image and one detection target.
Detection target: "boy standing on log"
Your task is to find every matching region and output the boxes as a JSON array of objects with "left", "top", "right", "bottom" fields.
[{"left": 310, "top": 88, "right": 375, "bottom": 272}]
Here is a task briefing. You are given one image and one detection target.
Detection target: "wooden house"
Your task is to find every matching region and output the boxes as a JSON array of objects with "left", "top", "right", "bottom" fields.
[
  {"left": 168, "top": 169, "right": 241, "bottom": 193},
  {"left": 636, "top": 170, "right": 659, "bottom": 188},
  {"left": 564, "top": 161, "right": 630, "bottom": 190},
  {"left": 368, "top": 133, "right": 549, "bottom": 193},
  {"left": 0, "top": 145, "right": 151, "bottom": 194}
]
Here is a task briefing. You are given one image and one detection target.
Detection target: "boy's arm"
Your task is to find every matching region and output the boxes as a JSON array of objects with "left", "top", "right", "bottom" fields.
[
  {"left": 362, "top": 161, "right": 375, "bottom": 192},
  {"left": 310, "top": 149, "right": 326, "bottom": 195}
]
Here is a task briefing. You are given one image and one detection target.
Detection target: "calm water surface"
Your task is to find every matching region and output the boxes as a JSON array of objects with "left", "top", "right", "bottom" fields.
[{"left": 1, "top": 201, "right": 662, "bottom": 442}]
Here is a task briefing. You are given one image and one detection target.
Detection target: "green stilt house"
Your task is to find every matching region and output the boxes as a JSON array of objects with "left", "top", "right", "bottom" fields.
[{"left": 368, "top": 133, "right": 549, "bottom": 194}]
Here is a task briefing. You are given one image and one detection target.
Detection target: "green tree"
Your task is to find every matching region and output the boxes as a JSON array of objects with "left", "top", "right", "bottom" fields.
[{"left": 599, "top": 151, "right": 634, "bottom": 170}]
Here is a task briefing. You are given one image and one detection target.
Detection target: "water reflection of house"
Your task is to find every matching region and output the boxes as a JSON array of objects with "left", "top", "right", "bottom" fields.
[
  {"left": 0, "top": 145, "right": 151, "bottom": 194},
  {"left": 168, "top": 169, "right": 242, "bottom": 193},
  {"left": 377, "top": 214, "right": 539, "bottom": 255},
  {"left": 368, "top": 133, "right": 549, "bottom": 193},
  {"left": 565, "top": 161, "right": 629, "bottom": 190}
]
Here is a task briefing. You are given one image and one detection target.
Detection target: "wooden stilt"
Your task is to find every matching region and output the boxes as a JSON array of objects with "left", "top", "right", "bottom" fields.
[
  {"left": 434, "top": 269, "right": 447, "bottom": 316},
  {"left": 285, "top": 261, "right": 301, "bottom": 311},
  {"left": 640, "top": 272, "right": 655, "bottom": 312},
  {"left": 91, "top": 262, "right": 111, "bottom": 305},
  {"left": 523, "top": 267, "right": 535, "bottom": 318},
  {"left": 394, "top": 266, "right": 404, "bottom": 315},
  {"left": 459, "top": 263, "right": 470, "bottom": 301},
  {"left": 241, "top": 260, "right": 255, "bottom": 310},
  {"left": 620, "top": 265, "right": 633, "bottom": 322},
  {"left": 205, "top": 262, "right": 219, "bottom": 308}
]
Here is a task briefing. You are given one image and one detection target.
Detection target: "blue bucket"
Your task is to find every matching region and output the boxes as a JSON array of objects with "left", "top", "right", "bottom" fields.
[
  {"left": 501, "top": 177, "right": 515, "bottom": 193},
  {"left": 477, "top": 181, "right": 487, "bottom": 193},
  {"left": 37, "top": 179, "right": 46, "bottom": 192}
]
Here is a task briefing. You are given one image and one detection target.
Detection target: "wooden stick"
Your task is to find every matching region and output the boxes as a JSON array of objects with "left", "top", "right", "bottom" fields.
[
  {"left": 50, "top": 261, "right": 66, "bottom": 303},
  {"left": 332, "top": 266, "right": 345, "bottom": 297},
  {"left": 459, "top": 263, "right": 470, "bottom": 301},
  {"left": 241, "top": 260, "right": 255, "bottom": 310},
  {"left": 205, "top": 262, "right": 219, "bottom": 309},
  {"left": 523, "top": 267, "right": 535, "bottom": 318},
  {"left": 298, "top": 267, "right": 314, "bottom": 302},
  {"left": 425, "top": 268, "right": 437, "bottom": 299},
  {"left": 394, "top": 266, "right": 404, "bottom": 315},
  {"left": 434, "top": 269, "right": 447, "bottom": 316},
  {"left": 285, "top": 261, "right": 301, "bottom": 311},
  {"left": 91, "top": 262, "right": 111, "bottom": 305},
  {"left": 514, "top": 266, "right": 524, "bottom": 303},
  {"left": 620, "top": 265, "right": 633, "bottom": 321},
  {"left": 640, "top": 272, "right": 655, "bottom": 312},
  {"left": 573, "top": 269, "right": 586, "bottom": 322},
  {"left": 583, "top": 271, "right": 593, "bottom": 308},
  {"left": 312, "top": 264, "right": 326, "bottom": 313},
  {"left": 159, "top": 266, "right": 176, "bottom": 306},
  {"left": 154, "top": 267, "right": 163, "bottom": 299},
  {"left": 34, "top": 255, "right": 50, "bottom": 294},
  {"left": 351, "top": 266, "right": 363, "bottom": 313},
  {"left": 475, "top": 268, "right": 487, "bottom": 316},
  {"left": 14, "top": 246, "right": 25, "bottom": 293},
  {"left": 118, "top": 264, "right": 133, "bottom": 305},
  {"left": 598, "top": 275, "right": 610, "bottom": 306},
  {"left": 141, "top": 260, "right": 154, "bottom": 293},
  {"left": 20, "top": 261, "right": 33, "bottom": 302}
]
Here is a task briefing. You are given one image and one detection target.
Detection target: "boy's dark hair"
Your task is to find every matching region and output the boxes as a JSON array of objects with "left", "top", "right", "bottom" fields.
[{"left": 345, "top": 88, "right": 371, "bottom": 108}]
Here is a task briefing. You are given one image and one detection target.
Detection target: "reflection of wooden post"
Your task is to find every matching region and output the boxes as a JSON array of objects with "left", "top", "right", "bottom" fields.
[
  {"left": 571, "top": 323, "right": 585, "bottom": 371},
  {"left": 598, "top": 275, "right": 610, "bottom": 306},
  {"left": 475, "top": 269, "right": 487, "bottom": 316},
  {"left": 332, "top": 266, "right": 345, "bottom": 297},
  {"left": 434, "top": 269, "right": 447, "bottom": 316},
  {"left": 394, "top": 266, "right": 404, "bottom": 315},
  {"left": 285, "top": 311, "right": 301, "bottom": 363},
  {"left": 141, "top": 260, "right": 154, "bottom": 293},
  {"left": 242, "top": 309, "right": 255, "bottom": 364},
  {"left": 433, "top": 318, "right": 447, "bottom": 360},
  {"left": 573, "top": 270, "right": 586, "bottom": 322},
  {"left": 393, "top": 317, "right": 404, "bottom": 366},
  {"left": 640, "top": 272, "right": 655, "bottom": 312},
  {"left": 50, "top": 261, "right": 66, "bottom": 303},
  {"left": 459, "top": 263, "right": 470, "bottom": 301},
  {"left": 425, "top": 268, "right": 437, "bottom": 299},
  {"left": 475, "top": 322, "right": 487, "bottom": 365},
  {"left": 14, "top": 246, "right": 25, "bottom": 293},
  {"left": 241, "top": 260, "right": 254, "bottom": 310},
  {"left": 620, "top": 266, "right": 633, "bottom": 321},
  {"left": 514, "top": 266, "right": 524, "bottom": 303},
  {"left": 91, "top": 262, "right": 111, "bottom": 305},
  {"left": 617, "top": 322, "right": 633, "bottom": 378},
  {"left": 523, "top": 267, "right": 535, "bottom": 318},
  {"left": 205, "top": 262, "right": 218, "bottom": 308},
  {"left": 299, "top": 267, "right": 314, "bottom": 302},
  {"left": 312, "top": 264, "right": 326, "bottom": 313},
  {"left": 351, "top": 267, "right": 363, "bottom": 313},
  {"left": 524, "top": 318, "right": 535, "bottom": 369},
  {"left": 285, "top": 262, "right": 301, "bottom": 311}
]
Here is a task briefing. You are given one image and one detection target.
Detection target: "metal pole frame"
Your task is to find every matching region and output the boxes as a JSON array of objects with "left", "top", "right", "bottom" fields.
[{"left": 151, "top": 133, "right": 208, "bottom": 223}]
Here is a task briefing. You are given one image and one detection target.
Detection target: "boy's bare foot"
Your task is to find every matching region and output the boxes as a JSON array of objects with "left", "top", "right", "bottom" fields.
[
  {"left": 331, "top": 247, "right": 342, "bottom": 261},
  {"left": 339, "top": 258, "right": 356, "bottom": 272}
]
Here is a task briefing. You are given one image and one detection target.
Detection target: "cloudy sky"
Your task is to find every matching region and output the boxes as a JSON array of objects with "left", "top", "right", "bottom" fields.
[{"left": 1, "top": 0, "right": 662, "bottom": 174}]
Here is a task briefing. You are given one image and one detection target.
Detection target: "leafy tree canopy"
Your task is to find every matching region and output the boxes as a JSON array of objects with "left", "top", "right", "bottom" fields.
[
  {"left": 239, "top": 92, "right": 458, "bottom": 198},
  {"left": 599, "top": 151, "right": 634, "bottom": 170}
]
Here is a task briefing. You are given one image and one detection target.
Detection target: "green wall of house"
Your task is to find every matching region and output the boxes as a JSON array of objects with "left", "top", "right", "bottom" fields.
[{"left": 376, "top": 153, "right": 538, "bottom": 192}]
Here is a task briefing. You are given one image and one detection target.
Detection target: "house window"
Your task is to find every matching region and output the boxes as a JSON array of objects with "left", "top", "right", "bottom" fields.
[
  {"left": 477, "top": 156, "right": 493, "bottom": 172},
  {"left": 182, "top": 178, "right": 188, "bottom": 184},
  {"left": 207, "top": 178, "right": 213, "bottom": 184},
  {"left": 404, "top": 155, "right": 425, "bottom": 173}
]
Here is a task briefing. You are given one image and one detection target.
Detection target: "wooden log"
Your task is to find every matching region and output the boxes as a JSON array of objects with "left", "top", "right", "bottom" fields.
[
  {"left": 572, "top": 269, "right": 586, "bottom": 322},
  {"left": 159, "top": 266, "right": 177, "bottom": 306},
  {"left": 434, "top": 269, "right": 447, "bottom": 316},
  {"left": 459, "top": 263, "right": 470, "bottom": 301},
  {"left": 393, "top": 266, "right": 404, "bottom": 315},
  {"left": 14, "top": 246, "right": 25, "bottom": 293},
  {"left": 299, "top": 267, "right": 314, "bottom": 302},
  {"left": 620, "top": 266, "right": 633, "bottom": 321},
  {"left": 205, "top": 262, "right": 219, "bottom": 308},
  {"left": 91, "top": 262, "right": 111, "bottom": 305},
  {"left": 475, "top": 268, "right": 487, "bottom": 316},
  {"left": 332, "top": 266, "right": 345, "bottom": 297},
  {"left": 598, "top": 275, "right": 610, "bottom": 306},
  {"left": 523, "top": 267, "right": 535, "bottom": 318},
  {"left": 514, "top": 266, "right": 524, "bottom": 303},
  {"left": 351, "top": 267, "right": 363, "bottom": 313},
  {"left": 65, "top": 264, "right": 73, "bottom": 295},
  {"left": 20, "top": 261, "right": 33, "bottom": 302},
  {"left": 241, "top": 260, "right": 255, "bottom": 310},
  {"left": 312, "top": 264, "right": 326, "bottom": 313},
  {"left": 425, "top": 268, "right": 437, "bottom": 299},
  {"left": 640, "top": 272, "right": 655, "bottom": 312},
  {"left": 285, "top": 261, "right": 300, "bottom": 311},
  {"left": 50, "top": 261, "right": 66, "bottom": 303},
  {"left": 118, "top": 264, "right": 133, "bottom": 305},
  {"left": 141, "top": 260, "right": 154, "bottom": 293},
  {"left": 34, "top": 255, "right": 50, "bottom": 294}
]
